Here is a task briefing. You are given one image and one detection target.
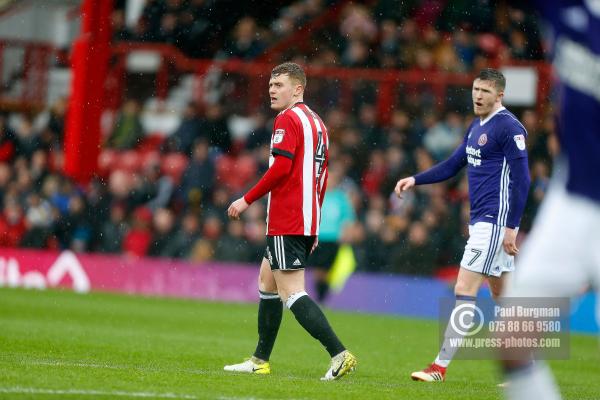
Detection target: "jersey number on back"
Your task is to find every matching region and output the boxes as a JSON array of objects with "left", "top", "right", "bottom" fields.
[{"left": 315, "top": 129, "right": 326, "bottom": 184}]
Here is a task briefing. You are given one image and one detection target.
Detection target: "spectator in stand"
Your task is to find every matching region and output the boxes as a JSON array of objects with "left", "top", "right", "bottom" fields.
[
  {"left": 129, "top": 161, "right": 174, "bottom": 211},
  {"left": 98, "top": 202, "right": 128, "bottom": 254},
  {"left": 111, "top": 9, "right": 132, "bottom": 41},
  {"left": 0, "top": 163, "right": 12, "bottom": 205},
  {"left": 0, "top": 200, "right": 26, "bottom": 247},
  {"left": 156, "top": 12, "right": 179, "bottom": 45},
  {"left": 166, "top": 211, "right": 202, "bottom": 258},
  {"left": 13, "top": 116, "right": 40, "bottom": 159},
  {"left": 148, "top": 207, "right": 178, "bottom": 257},
  {"left": 361, "top": 150, "right": 388, "bottom": 198},
  {"left": 54, "top": 194, "right": 92, "bottom": 252},
  {"left": 357, "top": 104, "right": 385, "bottom": 149},
  {"left": 214, "top": 219, "right": 252, "bottom": 262},
  {"left": 222, "top": 17, "right": 266, "bottom": 60},
  {"left": 0, "top": 115, "right": 16, "bottom": 162},
  {"left": 390, "top": 220, "right": 436, "bottom": 275},
  {"left": 123, "top": 207, "right": 153, "bottom": 258},
  {"left": 423, "top": 111, "right": 464, "bottom": 161},
  {"left": 140, "top": 0, "right": 166, "bottom": 40},
  {"left": 178, "top": 138, "right": 214, "bottom": 207},
  {"left": 30, "top": 150, "right": 49, "bottom": 191},
  {"left": 21, "top": 192, "right": 54, "bottom": 249},
  {"left": 165, "top": 102, "right": 203, "bottom": 155},
  {"left": 178, "top": 0, "right": 212, "bottom": 57},
  {"left": 106, "top": 99, "right": 144, "bottom": 150},
  {"left": 244, "top": 111, "right": 271, "bottom": 150},
  {"left": 200, "top": 104, "right": 231, "bottom": 154}
]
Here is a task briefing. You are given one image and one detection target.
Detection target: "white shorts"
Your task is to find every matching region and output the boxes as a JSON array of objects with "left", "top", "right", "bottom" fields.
[
  {"left": 504, "top": 184, "right": 600, "bottom": 315},
  {"left": 460, "top": 222, "right": 515, "bottom": 277}
]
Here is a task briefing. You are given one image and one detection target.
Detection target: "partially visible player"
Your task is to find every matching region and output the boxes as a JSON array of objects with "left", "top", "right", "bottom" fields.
[
  {"left": 223, "top": 62, "right": 357, "bottom": 381},
  {"left": 311, "top": 164, "right": 356, "bottom": 302},
  {"left": 395, "top": 68, "right": 531, "bottom": 382},
  {"left": 500, "top": 2, "right": 600, "bottom": 399}
]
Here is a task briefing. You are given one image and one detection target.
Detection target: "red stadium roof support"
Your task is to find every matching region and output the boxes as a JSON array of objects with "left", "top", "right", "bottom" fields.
[{"left": 64, "top": 0, "right": 113, "bottom": 184}]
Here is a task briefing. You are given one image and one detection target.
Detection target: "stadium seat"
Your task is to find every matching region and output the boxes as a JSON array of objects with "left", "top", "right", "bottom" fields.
[
  {"left": 215, "top": 154, "right": 258, "bottom": 193},
  {"left": 161, "top": 152, "right": 189, "bottom": 183},
  {"left": 138, "top": 134, "right": 165, "bottom": 153},
  {"left": 116, "top": 150, "right": 143, "bottom": 172}
]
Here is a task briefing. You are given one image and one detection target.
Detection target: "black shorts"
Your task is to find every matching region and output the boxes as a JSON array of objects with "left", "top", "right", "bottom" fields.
[
  {"left": 264, "top": 235, "right": 316, "bottom": 270},
  {"left": 309, "top": 241, "right": 340, "bottom": 270}
]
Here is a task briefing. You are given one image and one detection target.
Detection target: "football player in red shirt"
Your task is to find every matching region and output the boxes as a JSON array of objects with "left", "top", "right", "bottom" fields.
[{"left": 224, "top": 62, "right": 356, "bottom": 380}]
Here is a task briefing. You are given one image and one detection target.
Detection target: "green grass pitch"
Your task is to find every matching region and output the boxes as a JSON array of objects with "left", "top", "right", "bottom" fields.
[{"left": 1, "top": 287, "right": 598, "bottom": 399}]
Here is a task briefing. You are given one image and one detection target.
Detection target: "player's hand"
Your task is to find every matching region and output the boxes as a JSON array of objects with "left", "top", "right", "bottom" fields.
[
  {"left": 227, "top": 197, "right": 249, "bottom": 220},
  {"left": 394, "top": 177, "right": 416, "bottom": 198},
  {"left": 310, "top": 237, "right": 319, "bottom": 254},
  {"left": 503, "top": 228, "right": 519, "bottom": 256}
]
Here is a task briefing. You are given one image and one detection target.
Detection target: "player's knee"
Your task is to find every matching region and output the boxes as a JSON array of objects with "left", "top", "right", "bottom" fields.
[
  {"left": 258, "top": 274, "right": 277, "bottom": 293},
  {"left": 454, "top": 281, "right": 478, "bottom": 297}
]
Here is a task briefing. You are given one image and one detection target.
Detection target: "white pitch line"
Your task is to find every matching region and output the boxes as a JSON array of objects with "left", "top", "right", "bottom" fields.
[{"left": 0, "top": 387, "right": 198, "bottom": 399}]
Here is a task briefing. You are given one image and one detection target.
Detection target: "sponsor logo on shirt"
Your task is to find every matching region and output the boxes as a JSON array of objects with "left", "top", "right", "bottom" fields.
[
  {"left": 466, "top": 145, "right": 482, "bottom": 167},
  {"left": 513, "top": 134, "right": 526, "bottom": 150},
  {"left": 273, "top": 129, "right": 285, "bottom": 144}
]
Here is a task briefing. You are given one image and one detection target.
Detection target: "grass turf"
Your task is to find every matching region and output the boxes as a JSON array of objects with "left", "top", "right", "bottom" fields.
[{"left": 0, "top": 287, "right": 598, "bottom": 399}]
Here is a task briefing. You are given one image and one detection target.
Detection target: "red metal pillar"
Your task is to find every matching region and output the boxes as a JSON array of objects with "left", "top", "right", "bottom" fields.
[{"left": 64, "top": 0, "right": 113, "bottom": 184}]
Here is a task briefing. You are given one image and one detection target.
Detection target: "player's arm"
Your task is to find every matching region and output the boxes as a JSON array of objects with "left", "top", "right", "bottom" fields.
[
  {"left": 227, "top": 155, "right": 293, "bottom": 219},
  {"left": 395, "top": 141, "right": 467, "bottom": 197},
  {"left": 502, "top": 126, "right": 531, "bottom": 255}
]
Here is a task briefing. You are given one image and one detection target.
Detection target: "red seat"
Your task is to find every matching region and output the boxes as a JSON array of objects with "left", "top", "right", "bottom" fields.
[
  {"left": 161, "top": 152, "right": 189, "bottom": 183},
  {"left": 117, "top": 150, "right": 142, "bottom": 172},
  {"left": 98, "top": 149, "right": 117, "bottom": 176},
  {"left": 139, "top": 134, "right": 165, "bottom": 153},
  {"left": 215, "top": 154, "right": 257, "bottom": 192},
  {"left": 140, "top": 150, "right": 160, "bottom": 170}
]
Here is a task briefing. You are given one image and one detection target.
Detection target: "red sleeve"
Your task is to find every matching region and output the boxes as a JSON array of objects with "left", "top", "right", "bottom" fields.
[
  {"left": 318, "top": 168, "right": 328, "bottom": 207},
  {"left": 271, "top": 112, "right": 299, "bottom": 159},
  {"left": 244, "top": 155, "right": 293, "bottom": 204}
]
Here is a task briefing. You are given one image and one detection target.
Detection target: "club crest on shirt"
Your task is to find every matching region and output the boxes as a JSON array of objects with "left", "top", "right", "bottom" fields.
[
  {"left": 273, "top": 129, "right": 285, "bottom": 144},
  {"left": 513, "top": 134, "right": 526, "bottom": 150},
  {"left": 478, "top": 133, "right": 488, "bottom": 146}
]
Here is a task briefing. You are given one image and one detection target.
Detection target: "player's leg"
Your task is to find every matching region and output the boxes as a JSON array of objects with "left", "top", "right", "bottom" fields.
[
  {"left": 411, "top": 267, "right": 485, "bottom": 381},
  {"left": 253, "top": 258, "right": 282, "bottom": 363},
  {"left": 273, "top": 235, "right": 356, "bottom": 380},
  {"left": 487, "top": 272, "right": 509, "bottom": 302},
  {"left": 224, "top": 249, "right": 282, "bottom": 374},
  {"left": 500, "top": 186, "right": 598, "bottom": 400},
  {"left": 412, "top": 222, "right": 499, "bottom": 382}
]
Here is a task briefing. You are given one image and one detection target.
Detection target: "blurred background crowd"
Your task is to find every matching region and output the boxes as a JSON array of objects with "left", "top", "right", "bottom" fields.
[{"left": 0, "top": 0, "right": 556, "bottom": 277}]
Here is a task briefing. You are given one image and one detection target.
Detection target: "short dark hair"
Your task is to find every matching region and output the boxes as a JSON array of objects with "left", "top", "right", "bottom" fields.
[
  {"left": 271, "top": 62, "right": 307, "bottom": 88},
  {"left": 476, "top": 68, "right": 506, "bottom": 91}
]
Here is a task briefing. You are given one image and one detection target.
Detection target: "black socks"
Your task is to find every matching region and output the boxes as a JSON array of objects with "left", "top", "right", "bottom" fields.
[
  {"left": 288, "top": 293, "right": 345, "bottom": 357},
  {"left": 253, "top": 292, "right": 283, "bottom": 361}
]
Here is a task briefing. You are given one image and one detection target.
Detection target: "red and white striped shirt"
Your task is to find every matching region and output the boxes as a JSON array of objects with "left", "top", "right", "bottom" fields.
[{"left": 266, "top": 102, "right": 329, "bottom": 236}]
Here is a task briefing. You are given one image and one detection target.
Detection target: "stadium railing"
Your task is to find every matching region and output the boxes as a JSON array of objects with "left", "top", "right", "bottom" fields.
[
  {"left": 0, "top": 39, "right": 54, "bottom": 111},
  {"left": 107, "top": 42, "right": 555, "bottom": 123},
  {"left": 0, "top": 38, "right": 553, "bottom": 122}
]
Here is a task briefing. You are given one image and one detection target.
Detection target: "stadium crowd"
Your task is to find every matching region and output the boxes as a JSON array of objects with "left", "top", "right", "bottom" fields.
[
  {"left": 112, "top": 0, "right": 544, "bottom": 69},
  {"left": 0, "top": 0, "right": 555, "bottom": 277}
]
